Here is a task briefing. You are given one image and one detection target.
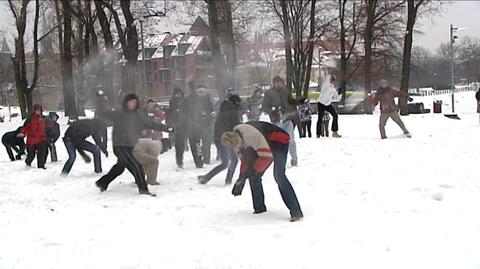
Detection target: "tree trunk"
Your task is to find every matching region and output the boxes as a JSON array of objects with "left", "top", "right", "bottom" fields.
[
  {"left": 281, "top": 1, "right": 294, "bottom": 94},
  {"left": 363, "top": 0, "right": 375, "bottom": 114},
  {"left": 120, "top": 0, "right": 138, "bottom": 94},
  {"left": 302, "top": 0, "right": 317, "bottom": 98},
  {"left": 94, "top": 0, "right": 115, "bottom": 103},
  {"left": 339, "top": 0, "right": 347, "bottom": 104},
  {"left": 62, "top": 1, "right": 78, "bottom": 119},
  {"left": 207, "top": 0, "right": 227, "bottom": 98},
  {"left": 399, "top": 0, "right": 420, "bottom": 115},
  {"left": 75, "top": 1, "right": 86, "bottom": 116}
]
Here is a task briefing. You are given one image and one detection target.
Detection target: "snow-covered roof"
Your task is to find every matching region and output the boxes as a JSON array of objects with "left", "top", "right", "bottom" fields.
[
  {"left": 143, "top": 33, "right": 169, "bottom": 49},
  {"left": 185, "top": 36, "right": 204, "bottom": 55}
]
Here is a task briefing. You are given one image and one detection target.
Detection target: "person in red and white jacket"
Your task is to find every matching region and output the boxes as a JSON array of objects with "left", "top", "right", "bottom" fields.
[
  {"left": 222, "top": 121, "right": 304, "bottom": 222},
  {"left": 18, "top": 104, "right": 48, "bottom": 169}
]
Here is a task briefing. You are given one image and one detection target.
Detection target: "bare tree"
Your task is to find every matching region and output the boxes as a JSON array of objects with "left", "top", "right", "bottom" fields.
[{"left": 7, "top": 0, "right": 40, "bottom": 118}]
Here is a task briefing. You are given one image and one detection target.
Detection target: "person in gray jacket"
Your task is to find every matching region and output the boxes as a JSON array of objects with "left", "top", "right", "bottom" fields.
[
  {"left": 133, "top": 138, "right": 171, "bottom": 185},
  {"left": 246, "top": 87, "right": 263, "bottom": 121},
  {"left": 95, "top": 94, "right": 173, "bottom": 196}
]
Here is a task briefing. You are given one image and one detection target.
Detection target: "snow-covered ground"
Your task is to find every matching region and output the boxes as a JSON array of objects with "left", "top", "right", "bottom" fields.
[{"left": 0, "top": 91, "right": 479, "bottom": 269}]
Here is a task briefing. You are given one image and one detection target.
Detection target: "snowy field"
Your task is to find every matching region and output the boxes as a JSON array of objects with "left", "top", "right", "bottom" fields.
[{"left": 0, "top": 91, "right": 479, "bottom": 269}]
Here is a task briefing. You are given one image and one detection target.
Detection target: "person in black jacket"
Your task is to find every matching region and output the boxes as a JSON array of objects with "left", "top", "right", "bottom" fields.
[
  {"left": 95, "top": 93, "right": 173, "bottom": 196},
  {"left": 182, "top": 86, "right": 214, "bottom": 168},
  {"left": 168, "top": 87, "right": 189, "bottom": 169},
  {"left": 197, "top": 94, "right": 241, "bottom": 185},
  {"left": 222, "top": 121, "right": 303, "bottom": 222},
  {"left": 2, "top": 127, "right": 26, "bottom": 161},
  {"left": 61, "top": 119, "right": 108, "bottom": 175},
  {"left": 46, "top": 112, "right": 60, "bottom": 162}
]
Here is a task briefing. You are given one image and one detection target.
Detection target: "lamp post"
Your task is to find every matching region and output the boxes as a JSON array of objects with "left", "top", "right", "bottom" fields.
[{"left": 450, "top": 24, "right": 459, "bottom": 113}]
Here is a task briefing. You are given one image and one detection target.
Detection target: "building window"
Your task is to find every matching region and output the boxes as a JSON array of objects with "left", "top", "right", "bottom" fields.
[{"left": 160, "top": 69, "right": 170, "bottom": 83}]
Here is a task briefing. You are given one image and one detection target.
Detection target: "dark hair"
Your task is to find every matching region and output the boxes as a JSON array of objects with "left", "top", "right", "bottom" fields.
[
  {"left": 123, "top": 93, "right": 140, "bottom": 111},
  {"left": 330, "top": 75, "right": 336, "bottom": 83},
  {"left": 146, "top": 99, "right": 155, "bottom": 104},
  {"left": 272, "top": 76, "right": 284, "bottom": 85}
]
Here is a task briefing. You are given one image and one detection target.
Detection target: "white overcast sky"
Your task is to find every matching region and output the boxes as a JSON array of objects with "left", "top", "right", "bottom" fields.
[{"left": 0, "top": 1, "right": 479, "bottom": 53}]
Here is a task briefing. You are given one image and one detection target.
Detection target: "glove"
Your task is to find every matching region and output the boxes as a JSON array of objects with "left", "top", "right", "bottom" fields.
[
  {"left": 408, "top": 97, "right": 414, "bottom": 102},
  {"left": 232, "top": 176, "right": 247, "bottom": 196},
  {"left": 167, "top": 126, "right": 174, "bottom": 132}
]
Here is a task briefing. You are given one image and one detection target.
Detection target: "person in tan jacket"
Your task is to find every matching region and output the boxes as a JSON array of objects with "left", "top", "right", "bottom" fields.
[{"left": 133, "top": 138, "right": 171, "bottom": 185}]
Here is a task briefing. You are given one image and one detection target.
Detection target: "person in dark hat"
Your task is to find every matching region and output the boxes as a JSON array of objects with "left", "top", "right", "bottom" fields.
[
  {"left": 246, "top": 87, "right": 263, "bottom": 122},
  {"left": 45, "top": 112, "right": 60, "bottom": 162},
  {"left": 18, "top": 104, "right": 48, "bottom": 169},
  {"left": 95, "top": 93, "right": 173, "bottom": 196},
  {"left": 222, "top": 121, "right": 304, "bottom": 222}
]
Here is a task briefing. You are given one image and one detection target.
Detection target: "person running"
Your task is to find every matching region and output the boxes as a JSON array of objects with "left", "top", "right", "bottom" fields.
[
  {"left": 369, "top": 79, "right": 413, "bottom": 139},
  {"left": 317, "top": 75, "right": 342, "bottom": 138},
  {"left": 262, "top": 76, "right": 301, "bottom": 167},
  {"left": 61, "top": 119, "right": 108, "bottom": 175},
  {"left": 18, "top": 104, "right": 48, "bottom": 169},
  {"left": 168, "top": 87, "right": 189, "bottom": 169},
  {"left": 45, "top": 112, "right": 60, "bottom": 162},
  {"left": 2, "top": 127, "right": 26, "bottom": 161},
  {"left": 222, "top": 121, "right": 304, "bottom": 222},
  {"left": 95, "top": 94, "right": 173, "bottom": 196},
  {"left": 197, "top": 94, "right": 241, "bottom": 185}
]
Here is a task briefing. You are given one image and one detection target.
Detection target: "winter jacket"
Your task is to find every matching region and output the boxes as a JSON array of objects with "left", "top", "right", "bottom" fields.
[
  {"left": 21, "top": 113, "right": 47, "bottom": 145},
  {"left": 298, "top": 103, "right": 313, "bottom": 122},
  {"left": 184, "top": 92, "right": 215, "bottom": 132},
  {"left": 64, "top": 119, "right": 108, "bottom": 154},
  {"left": 262, "top": 87, "right": 299, "bottom": 123},
  {"left": 246, "top": 95, "right": 263, "bottom": 121},
  {"left": 101, "top": 94, "right": 171, "bottom": 147},
  {"left": 214, "top": 98, "right": 241, "bottom": 144},
  {"left": 168, "top": 95, "right": 186, "bottom": 128},
  {"left": 318, "top": 84, "right": 342, "bottom": 106},
  {"left": 370, "top": 86, "right": 410, "bottom": 113},
  {"left": 2, "top": 127, "right": 25, "bottom": 147},
  {"left": 134, "top": 138, "right": 163, "bottom": 157},
  {"left": 233, "top": 121, "right": 290, "bottom": 177}
]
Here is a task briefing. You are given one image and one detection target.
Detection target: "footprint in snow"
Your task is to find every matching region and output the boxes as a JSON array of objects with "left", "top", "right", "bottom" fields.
[{"left": 431, "top": 192, "right": 444, "bottom": 201}]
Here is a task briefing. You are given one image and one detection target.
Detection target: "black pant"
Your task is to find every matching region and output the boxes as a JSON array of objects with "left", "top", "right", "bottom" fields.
[
  {"left": 47, "top": 142, "right": 58, "bottom": 162},
  {"left": 300, "top": 121, "right": 312, "bottom": 138},
  {"left": 317, "top": 103, "right": 339, "bottom": 136},
  {"left": 2, "top": 139, "right": 25, "bottom": 161},
  {"left": 96, "top": 146, "right": 148, "bottom": 192},
  {"left": 175, "top": 130, "right": 203, "bottom": 168},
  {"left": 25, "top": 142, "right": 48, "bottom": 168},
  {"left": 201, "top": 124, "right": 213, "bottom": 164}
]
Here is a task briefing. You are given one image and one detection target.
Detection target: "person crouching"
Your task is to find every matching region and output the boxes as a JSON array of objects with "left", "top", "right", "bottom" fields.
[
  {"left": 222, "top": 121, "right": 304, "bottom": 222},
  {"left": 133, "top": 138, "right": 171, "bottom": 185}
]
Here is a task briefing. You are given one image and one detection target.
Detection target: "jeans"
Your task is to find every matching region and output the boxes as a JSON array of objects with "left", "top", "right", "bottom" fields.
[
  {"left": 248, "top": 143, "right": 303, "bottom": 217},
  {"left": 317, "top": 103, "right": 339, "bottom": 135},
  {"left": 203, "top": 142, "right": 238, "bottom": 184},
  {"left": 275, "top": 120, "right": 297, "bottom": 163},
  {"left": 300, "top": 120, "right": 312, "bottom": 138},
  {"left": 62, "top": 138, "right": 102, "bottom": 174}
]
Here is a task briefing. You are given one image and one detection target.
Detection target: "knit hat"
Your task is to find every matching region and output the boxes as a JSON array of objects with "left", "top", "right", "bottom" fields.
[
  {"left": 48, "top": 112, "right": 59, "bottom": 119},
  {"left": 221, "top": 131, "right": 239, "bottom": 149},
  {"left": 123, "top": 93, "right": 140, "bottom": 110}
]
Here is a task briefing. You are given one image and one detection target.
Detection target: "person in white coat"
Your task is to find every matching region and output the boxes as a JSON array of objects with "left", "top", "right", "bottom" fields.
[{"left": 317, "top": 75, "right": 342, "bottom": 138}]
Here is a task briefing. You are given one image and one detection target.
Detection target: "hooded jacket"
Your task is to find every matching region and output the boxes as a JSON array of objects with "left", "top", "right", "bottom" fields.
[
  {"left": 101, "top": 94, "right": 171, "bottom": 147},
  {"left": 262, "top": 87, "right": 299, "bottom": 123},
  {"left": 168, "top": 88, "right": 186, "bottom": 128},
  {"left": 64, "top": 119, "right": 108, "bottom": 154},
  {"left": 370, "top": 86, "right": 410, "bottom": 113},
  {"left": 214, "top": 95, "right": 241, "bottom": 144},
  {"left": 46, "top": 112, "right": 60, "bottom": 143},
  {"left": 21, "top": 105, "right": 47, "bottom": 145}
]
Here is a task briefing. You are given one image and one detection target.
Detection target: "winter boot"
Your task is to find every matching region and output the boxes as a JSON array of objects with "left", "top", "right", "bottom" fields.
[
  {"left": 139, "top": 189, "right": 156, "bottom": 197},
  {"left": 198, "top": 175, "right": 210, "bottom": 185},
  {"left": 332, "top": 132, "right": 342, "bottom": 138},
  {"left": 95, "top": 181, "right": 108, "bottom": 192}
]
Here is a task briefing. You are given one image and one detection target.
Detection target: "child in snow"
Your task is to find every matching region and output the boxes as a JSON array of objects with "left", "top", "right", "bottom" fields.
[
  {"left": 61, "top": 119, "right": 108, "bottom": 175},
  {"left": 18, "top": 104, "right": 48, "bottom": 169},
  {"left": 222, "top": 121, "right": 304, "bottom": 222},
  {"left": 369, "top": 79, "right": 413, "bottom": 139},
  {"left": 133, "top": 138, "right": 171, "bottom": 185},
  {"left": 45, "top": 112, "right": 60, "bottom": 162},
  {"left": 298, "top": 100, "right": 313, "bottom": 138},
  {"left": 319, "top": 112, "right": 331, "bottom": 137},
  {"left": 95, "top": 94, "right": 173, "bottom": 196},
  {"left": 2, "top": 127, "right": 26, "bottom": 161}
]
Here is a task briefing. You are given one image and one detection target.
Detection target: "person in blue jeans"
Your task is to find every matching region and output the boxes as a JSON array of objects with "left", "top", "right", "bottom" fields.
[
  {"left": 61, "top": 119, "right": 108, "bottom": 175},
  {"left": 221, "top": 121, "right": 303, "bottom": 222},
  {"left": 198, "top": 94, "right": 241, "bottom": 185}
]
